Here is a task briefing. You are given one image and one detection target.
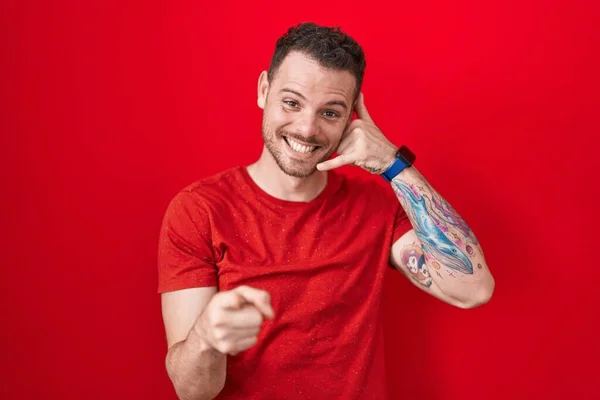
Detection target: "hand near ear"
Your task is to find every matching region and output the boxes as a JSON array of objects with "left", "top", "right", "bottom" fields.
[{"left": 317, "top": 93, "right": 397, "bottom": 174}]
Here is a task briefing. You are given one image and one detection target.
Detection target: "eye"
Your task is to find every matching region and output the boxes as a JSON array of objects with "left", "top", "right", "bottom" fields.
[
  {"left": 323, "top": 110, "right": 340, "bottom": 118},
  {"left": 284, "top": 100, "right": 298, "bottom": 108}
]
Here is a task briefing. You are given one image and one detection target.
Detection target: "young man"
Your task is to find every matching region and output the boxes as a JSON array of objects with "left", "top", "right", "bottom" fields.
[{"left": 158, "top": 22, "right": 495, "bottom": 400}]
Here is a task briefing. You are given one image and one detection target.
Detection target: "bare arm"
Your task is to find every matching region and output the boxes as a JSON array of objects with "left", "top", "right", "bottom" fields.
[
  {"left": 162, "top": 285, "right": 274, "bottom": 400},
  {"left": 316, "top": 92, "right": 494, "bottom": 308},
  {"left": 162, "top": 287, "right": 225, "bottom": 400},
  {"left": 389, "top": 167, "right": 495, "bottom": 308}
]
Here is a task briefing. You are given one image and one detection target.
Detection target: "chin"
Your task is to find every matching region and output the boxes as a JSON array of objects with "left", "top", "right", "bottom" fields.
[
  {"left": 275, "top": 159, "right": 319, "bottom": 178},
  {"left": 267, "top": 140, "right": 329, "bottom": 179}
]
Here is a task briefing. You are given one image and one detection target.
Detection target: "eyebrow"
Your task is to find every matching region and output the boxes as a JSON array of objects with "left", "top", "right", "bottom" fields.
[{"left": 280, "top": 88, "right": 348, "bottom": 111}]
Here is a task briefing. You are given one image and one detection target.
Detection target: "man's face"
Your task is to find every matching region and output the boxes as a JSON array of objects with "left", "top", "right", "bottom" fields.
[{"left": 257, "top": 51, "right": 356, "bottom": 178}]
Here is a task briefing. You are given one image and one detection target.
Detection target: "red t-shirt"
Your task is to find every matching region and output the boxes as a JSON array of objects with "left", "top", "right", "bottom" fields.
[{"left": 158, "top": 166, "right": 412, "bottom": 399}]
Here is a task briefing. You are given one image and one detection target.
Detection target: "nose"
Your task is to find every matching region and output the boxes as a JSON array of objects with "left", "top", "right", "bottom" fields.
[{"left": 295, "top": 111, "right": 319, "bottom": 138}]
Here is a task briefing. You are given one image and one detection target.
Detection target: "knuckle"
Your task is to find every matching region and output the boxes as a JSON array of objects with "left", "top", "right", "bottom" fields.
[
  {"left": 248, "top": 309, "right": 263, "bottom": 325},
  {"left": 209, "top": 311, "right": 227, "bottom": 328},
  {"left": 213, "top": 328, "right": 228, "bottom": 341},
  {"left": 261, "top": 291, "right": 271, "bottom": 302},
  {"left": 211, "top": 293, "right": 229, "bottom": 309},
  {"left": 223, "top": 290, "right": 239, "bottom": 301},
  {"left": 218, "top": 342, "right": 233, "bottom": 354},
  {"left": 255, "top": 313, "right": 264, "bottom": 325},
  {"left": 213, "top": 291, "right": 227, "bottom": 301},
  {"left": 239, "top": 338, "right": 257, "bottom": 352}
]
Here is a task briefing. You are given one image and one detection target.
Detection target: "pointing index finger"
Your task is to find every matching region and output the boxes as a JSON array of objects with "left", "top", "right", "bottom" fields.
[{"left": 232, "top": 285, "right": 274, "bottom": 319}]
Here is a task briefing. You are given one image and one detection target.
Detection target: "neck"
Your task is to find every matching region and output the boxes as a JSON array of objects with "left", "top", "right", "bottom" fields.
[{"left": 246, "top": 146, "right": 328, "bottom": 202}]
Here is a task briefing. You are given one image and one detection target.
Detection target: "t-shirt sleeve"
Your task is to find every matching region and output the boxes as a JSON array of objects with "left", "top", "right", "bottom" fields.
[
  {"left": 391, "top": 202, "right": 413, "bottom": 244},
  {"left": 157, "top": 190, "right": 218, "bottom": 293}
]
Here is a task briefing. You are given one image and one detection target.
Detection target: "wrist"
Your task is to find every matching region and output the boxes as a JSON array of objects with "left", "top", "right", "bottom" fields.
[
  {"left": 380, "top": 145, "right": 416, "bottom": 182},
  {"left": 382, "top": 151, "right": 397, "bottom": 170},
  {"left": 189, "top": 320, "right": 219, "bottom": 354},
  {"left": 379, "top": 145, "right": 398, "bottom": 170}
]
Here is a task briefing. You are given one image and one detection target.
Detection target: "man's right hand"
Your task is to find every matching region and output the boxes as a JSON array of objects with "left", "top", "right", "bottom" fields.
[{"left": 193, "top": 285, "right": 274, "bottom": 356}]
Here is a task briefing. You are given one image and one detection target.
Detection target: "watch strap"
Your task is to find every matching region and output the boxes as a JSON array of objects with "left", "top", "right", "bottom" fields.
[{"left": 381, "top": 146, "right": 415, "bottom": 182}]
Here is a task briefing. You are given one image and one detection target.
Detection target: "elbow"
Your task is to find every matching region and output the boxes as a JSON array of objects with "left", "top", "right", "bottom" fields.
[
  {"left": 165, "top": 347, "right": 225, "bottom": 400},
  {"left": 456, "top": 276, "right": 495, "bottom": 309},
  {"left": 174, "top": 385, "right": 223, "bottom": 400},
  {"left": 168, "top": 371, "right": 225, "bottom": 400},
  {"left": 168, "top": 370, "right": 224, "bottom": 400}
]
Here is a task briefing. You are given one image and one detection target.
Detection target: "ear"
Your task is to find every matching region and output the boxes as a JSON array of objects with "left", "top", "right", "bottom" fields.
[{"left": 257, "top": 71, "right": 269, "bottom": 109}]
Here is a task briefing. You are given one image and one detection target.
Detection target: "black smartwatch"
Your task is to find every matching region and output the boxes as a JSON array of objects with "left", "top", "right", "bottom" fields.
[{"left": 381, "top": 145, "right": 416, "bottom": 182}]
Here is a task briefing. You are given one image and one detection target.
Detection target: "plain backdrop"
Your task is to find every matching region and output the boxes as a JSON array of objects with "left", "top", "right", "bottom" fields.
[{"left": 2, "top": 0, "right": 599, "bottom": 399}]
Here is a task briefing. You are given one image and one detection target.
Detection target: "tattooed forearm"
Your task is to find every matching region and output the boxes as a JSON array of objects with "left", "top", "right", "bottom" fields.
[
  {"left": 389, "top": 166, "right": 494, "bottom": 306},
  {"left": 392, "top": 176, "right": 475, "bottom": 276}
]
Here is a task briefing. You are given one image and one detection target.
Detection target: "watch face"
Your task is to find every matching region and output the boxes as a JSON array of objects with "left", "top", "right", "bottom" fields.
[{"left": 398, "top": 146, "right": 416, "bottom": 165}]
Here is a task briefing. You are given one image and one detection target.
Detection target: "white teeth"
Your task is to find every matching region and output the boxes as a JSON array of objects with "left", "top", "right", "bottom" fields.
[{"left": 286, "top": 137, "right": 316, "bottom": 154}]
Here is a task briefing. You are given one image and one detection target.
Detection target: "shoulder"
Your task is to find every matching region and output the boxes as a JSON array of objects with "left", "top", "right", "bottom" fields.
[
  {"left": 181, "top": 166, "right": 243, "bottom": 195},
  {"left": 175, "top": 166, "right": 244, "bottom": 204},
  {"left": 164, "top": 166, "right": 246, "bottom": 217}
]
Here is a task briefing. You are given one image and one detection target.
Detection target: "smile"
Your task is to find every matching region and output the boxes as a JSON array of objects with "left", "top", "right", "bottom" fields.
[{"left": 284, "top": 137, "right": 318, "bottom": 154}]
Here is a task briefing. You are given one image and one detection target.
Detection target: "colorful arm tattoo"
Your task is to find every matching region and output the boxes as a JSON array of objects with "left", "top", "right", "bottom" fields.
[{"left": 392, "top": 179, "right": 474, "bottom": 276}]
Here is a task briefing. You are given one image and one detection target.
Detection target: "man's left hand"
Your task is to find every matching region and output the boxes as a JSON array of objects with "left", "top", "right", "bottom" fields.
[{"left": 316, "top": 93, "right": 398, "bottom": 174}]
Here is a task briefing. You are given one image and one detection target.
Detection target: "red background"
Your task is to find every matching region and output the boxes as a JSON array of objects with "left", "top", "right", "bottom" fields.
[{"left": 2, "top": 0, "right": 599, "bottom": 399}]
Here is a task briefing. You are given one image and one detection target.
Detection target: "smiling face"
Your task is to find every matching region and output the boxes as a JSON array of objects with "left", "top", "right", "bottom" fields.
[{"left": 257, "top": 51, "right": 356, "bottom": 178}]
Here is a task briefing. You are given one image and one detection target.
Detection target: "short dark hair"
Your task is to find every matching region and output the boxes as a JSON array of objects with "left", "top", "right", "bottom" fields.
[{"left": 267, "top": 22, "right": 366, "bottom": 97}]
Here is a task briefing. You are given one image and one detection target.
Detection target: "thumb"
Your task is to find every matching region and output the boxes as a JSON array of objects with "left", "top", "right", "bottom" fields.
[
  {"left": 233, "top": 285, "right": 274, "bottom": 319},
  {"left": 221, "top": 291, "right": 248, "bottom": 311}
]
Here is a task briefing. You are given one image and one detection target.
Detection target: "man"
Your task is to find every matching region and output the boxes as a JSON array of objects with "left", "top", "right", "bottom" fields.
[{"left": 158, "top": 22, "right": 495, "bottom": 400}]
